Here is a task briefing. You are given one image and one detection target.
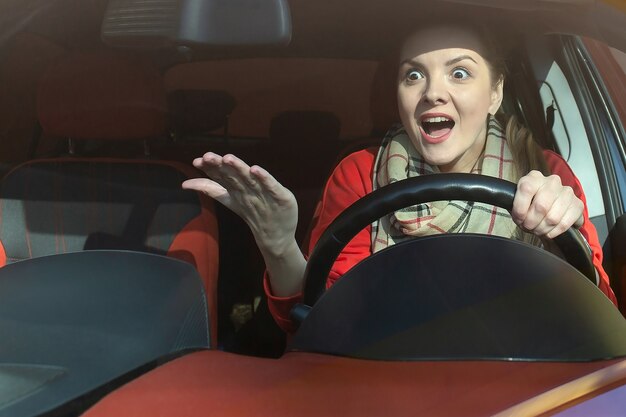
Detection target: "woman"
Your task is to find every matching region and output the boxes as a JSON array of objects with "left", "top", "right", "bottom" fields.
[{"left": 183, "top": 22, "right": 618, "bottom": 332}]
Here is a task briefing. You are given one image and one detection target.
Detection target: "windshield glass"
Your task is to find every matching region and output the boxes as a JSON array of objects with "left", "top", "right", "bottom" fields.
[{"left": 0, "top": 0, "right": 625, "bottom": 364}]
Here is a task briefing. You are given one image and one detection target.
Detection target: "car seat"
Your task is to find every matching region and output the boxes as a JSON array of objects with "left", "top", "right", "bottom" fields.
[
  {"left": 168, "top": 89, "right": 236, "bottom": 139},
  {"left": 0, "top": 51, "right": 220, "bottom": 346},
  {"left": 301, "top": 57, "right": 397, "bottom": 253},
  {"left": 265, "top": 110, "right": 343, "bottom": 243}
]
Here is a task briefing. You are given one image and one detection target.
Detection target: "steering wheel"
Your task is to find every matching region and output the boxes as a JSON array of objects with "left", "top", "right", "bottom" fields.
[{"left": 292, "top": 173, "right": 596, "bottom": 323}]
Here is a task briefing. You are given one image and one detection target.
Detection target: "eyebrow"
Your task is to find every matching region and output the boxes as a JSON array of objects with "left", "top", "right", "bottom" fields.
[
  {"left": 445, "top": 55, "right": 478, "bottom": 66},
  {"left": 400, "top": 54, "right": 478, "bottom": 67}
]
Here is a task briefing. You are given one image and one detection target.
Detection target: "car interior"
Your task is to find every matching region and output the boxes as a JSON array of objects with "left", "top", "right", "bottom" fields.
[
  {"left": 0, "top": 49, "right": 221, "bottom": 346},
  {"left": 0, "top": 1, "right": 625, "bottom": 416},
  {"left": 0, "top": 0, "right": 624, "bottom": 361}
]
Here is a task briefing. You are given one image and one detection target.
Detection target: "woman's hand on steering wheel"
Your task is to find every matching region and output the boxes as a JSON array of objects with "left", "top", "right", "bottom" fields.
[
  {"left": 512, "top": 170, "right": 584, "bottom": 239},
  {"left": 299, "top": 174, "right": 597, "bottom": 309}
]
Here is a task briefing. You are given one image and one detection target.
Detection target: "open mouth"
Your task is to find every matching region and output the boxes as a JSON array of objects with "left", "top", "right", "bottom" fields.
[{"left": 421, "top": 116, "right": 455, "bottom": 138}]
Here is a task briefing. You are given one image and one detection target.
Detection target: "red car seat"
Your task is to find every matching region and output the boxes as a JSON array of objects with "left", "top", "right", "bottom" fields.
[{"left": 0, "top": 51, "right": 220, "bottom": 345}]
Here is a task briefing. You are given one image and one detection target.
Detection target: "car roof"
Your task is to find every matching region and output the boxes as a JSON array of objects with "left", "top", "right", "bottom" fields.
[{"left": 1, "top": 0, "right": 625, "bottom": 58}]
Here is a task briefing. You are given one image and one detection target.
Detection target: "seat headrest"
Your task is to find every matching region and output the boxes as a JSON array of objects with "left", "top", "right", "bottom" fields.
[
  {"left": 168, "top": 90, "right": 236, "bottom": 135},
  {"left": 269, "top": 111, "right": 340, "bottom": 143},
  {"left": 37, "top": 52, "right": 167, "bottom": 140}
]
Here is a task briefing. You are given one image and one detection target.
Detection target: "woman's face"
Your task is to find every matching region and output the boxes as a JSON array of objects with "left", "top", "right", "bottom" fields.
[{"left": 397, "top": 26, "right": 503, "bottom": 173}]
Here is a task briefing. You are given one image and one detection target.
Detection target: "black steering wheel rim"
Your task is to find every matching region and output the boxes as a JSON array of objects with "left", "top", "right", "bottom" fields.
[{"left": 300, "top": 173, "right": 596, "bottom": 308}]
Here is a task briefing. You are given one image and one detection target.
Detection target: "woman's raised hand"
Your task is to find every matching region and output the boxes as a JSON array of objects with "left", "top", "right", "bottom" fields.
[
  {"left": 182, "top": 152, "right": 299, "bottom": 257},
  {"left": 512, "top": 170, "right": 584, "bottom": 239}
]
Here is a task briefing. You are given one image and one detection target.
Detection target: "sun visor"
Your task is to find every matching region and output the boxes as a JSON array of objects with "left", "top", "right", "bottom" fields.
[{"left": 101, "top": 0, "right": 292, "bottom": 49}]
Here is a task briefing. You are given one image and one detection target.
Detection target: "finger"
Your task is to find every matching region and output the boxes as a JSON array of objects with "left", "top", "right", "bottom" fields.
[
  {"left": 545, "top": 195, "right": 584, "bottom": 239},
  {"left": 511, "top": 170, "right": 543, "bottom": 226},
  {"left": 522, "top": 191, "right": 557, "bottom": 232},
  {"left": 522, "top": 175, "right": 563, "bottom": 232},
  {"left": 192, "top": 152, "right": 226, "bottom": 181},
  {"left": 531, "top": 196, "right": 569, "bottom": 236},
  {"left": 250, "top": 164, "right": 295, "bottom": 202},
  {"left": 219, "top": 154, "right": 263, "bottom": 192},
  {"left": 250, "top": 164, "right": 278, "bottom": 189},
  {"left": 182, "top": 178, "right": 231, "bottom": 206},
  {"left": 532, "top": 185, "right": 576, "bottom": 236},
  {"left": 193, "top": 153, "right": 254, "bottom": 194}
]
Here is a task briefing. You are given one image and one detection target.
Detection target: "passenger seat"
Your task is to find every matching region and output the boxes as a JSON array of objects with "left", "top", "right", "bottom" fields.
[{"left": 0, "top": 51, "right": 220, "bottom": 345}]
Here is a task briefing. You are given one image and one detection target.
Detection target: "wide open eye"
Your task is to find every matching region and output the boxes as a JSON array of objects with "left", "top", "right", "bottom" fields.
[
  {"left": 406, "top": 69, "right": 424, "bottom": 82},
  {"left": 451, "top": 68, "right": 470, "bottom": 80}
]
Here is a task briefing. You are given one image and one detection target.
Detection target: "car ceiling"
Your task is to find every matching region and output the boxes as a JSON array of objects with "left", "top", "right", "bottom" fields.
[
  {"left": 1, "top": 0, "right": 625, "bottom": 59},
  {"left": 287, "top": 0, "right": 626, "bottom": 57}
]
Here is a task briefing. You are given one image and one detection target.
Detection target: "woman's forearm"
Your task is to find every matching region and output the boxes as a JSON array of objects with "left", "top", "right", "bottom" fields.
[{"left": 259, "top": 239, "right": 307, "bottom": 297}]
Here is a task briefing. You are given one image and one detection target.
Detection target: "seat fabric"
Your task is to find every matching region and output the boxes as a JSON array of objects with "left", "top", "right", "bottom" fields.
[{"left": 0, "top": 51, "right": 220, "bottom": 346}]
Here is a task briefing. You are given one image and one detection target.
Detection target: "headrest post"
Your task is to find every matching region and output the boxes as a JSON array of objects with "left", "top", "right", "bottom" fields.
[
  {"left": 38, "top": 53, "right": 168, "bottom": 144},
  {"left": 68, "top": 138, "right": 76, "bottom": 156},
  {"left": 143, "top": 140, "right": 151, "bottom": 157}
]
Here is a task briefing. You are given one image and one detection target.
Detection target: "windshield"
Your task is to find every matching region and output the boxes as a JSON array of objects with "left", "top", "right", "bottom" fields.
[{"left": 0, "top": 0, "right": 625, "bottom": 364}]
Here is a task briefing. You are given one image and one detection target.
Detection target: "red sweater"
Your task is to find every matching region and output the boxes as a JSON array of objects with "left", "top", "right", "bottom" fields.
[{"left": 265, "top": 148, "right": 618, "bottom": 332}]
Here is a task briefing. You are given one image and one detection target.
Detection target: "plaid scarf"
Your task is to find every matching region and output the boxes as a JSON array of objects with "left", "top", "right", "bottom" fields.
[{"left": 371, "top": 117, "right": 524, "bottom": 252}]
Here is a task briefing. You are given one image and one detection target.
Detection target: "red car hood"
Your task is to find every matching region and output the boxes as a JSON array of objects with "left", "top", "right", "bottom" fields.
[{"left": 83, "top": 350, "right": 626, "bottom": 417}]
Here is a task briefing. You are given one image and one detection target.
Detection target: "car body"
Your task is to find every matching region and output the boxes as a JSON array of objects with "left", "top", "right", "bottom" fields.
[{"left": 0, "top": 0, "right": 625, "bottom": 416}]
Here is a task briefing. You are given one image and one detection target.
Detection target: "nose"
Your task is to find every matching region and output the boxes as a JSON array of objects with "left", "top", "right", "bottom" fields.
[{"left": 423, "top": 76, "right": 448, "bottom": 105}]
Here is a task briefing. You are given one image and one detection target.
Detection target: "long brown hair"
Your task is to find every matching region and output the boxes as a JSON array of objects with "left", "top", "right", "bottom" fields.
[
  {"left": 472, "top": 24, "right": 552, "bottom": 245},
  {"left": 470, "top": 22, "right": 551, "bottom": 180},
  {"left": 496, "top": 113, "right": 550, "bottom": 180}
]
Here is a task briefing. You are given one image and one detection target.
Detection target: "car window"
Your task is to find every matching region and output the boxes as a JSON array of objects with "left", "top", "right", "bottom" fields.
[
  {"left": 524, "top": 35, "right": 609, "bottom": 240},
  {"left": 582, "top": 39, "right": 626, "bottom": 213}
]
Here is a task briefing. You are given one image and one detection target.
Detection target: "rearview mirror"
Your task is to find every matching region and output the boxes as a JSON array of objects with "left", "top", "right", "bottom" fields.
[{"left": 101, "top": 0, "right": 292, "bottom": 48}]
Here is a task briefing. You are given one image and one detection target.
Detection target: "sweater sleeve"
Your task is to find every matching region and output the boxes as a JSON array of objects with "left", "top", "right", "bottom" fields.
[
  {"left": 543, "top": 150, "right": 618, "bottom": 306},
  {"left": 306, "top": 148, "right": 376, "bottom": 287},
  {"left": 264, "top": 148, "right": 377, "bottom": 332}
]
